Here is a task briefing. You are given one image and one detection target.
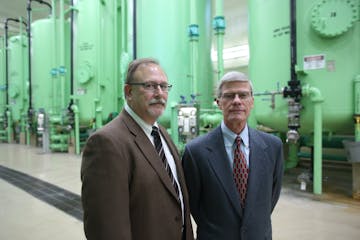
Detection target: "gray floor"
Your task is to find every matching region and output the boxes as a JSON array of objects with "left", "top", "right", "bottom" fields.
[{"left": 0, "top": 143, "right": 360, "bottom": 240}]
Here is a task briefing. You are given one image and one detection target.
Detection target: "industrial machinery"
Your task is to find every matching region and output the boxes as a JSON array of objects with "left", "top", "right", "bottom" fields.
[
  {"left": 7, "top": 32, "right": 29, "bottom": 144},
  {"left": 72, "top": 0, "right": 123, "bottom": 153},
  {"left": 248, "top": 0, "right": 360, "bottom": 194},
  {"left": 0, "top": 37, "right": 6, "bottom": 141},
  {"left": 30, "top": 3, "right": 72, "bottom": 151}
]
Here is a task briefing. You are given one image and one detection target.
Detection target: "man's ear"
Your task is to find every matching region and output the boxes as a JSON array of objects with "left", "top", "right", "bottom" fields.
[
  {"left": 124, "top": 84, "right": 132, "bottom": 100},
  {"left": 216, "top": 98, "right": 222, "bottom": 110}
]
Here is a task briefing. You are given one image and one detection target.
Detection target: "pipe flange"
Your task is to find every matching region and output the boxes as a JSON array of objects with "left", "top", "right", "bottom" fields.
[{"left": 311, "top": 0, "right": 358, "bottom": 38}]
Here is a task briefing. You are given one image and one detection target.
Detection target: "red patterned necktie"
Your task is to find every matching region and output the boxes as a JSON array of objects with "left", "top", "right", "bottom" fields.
[{"left": 233, "top": 136, "right": 249, "bottom": 208}]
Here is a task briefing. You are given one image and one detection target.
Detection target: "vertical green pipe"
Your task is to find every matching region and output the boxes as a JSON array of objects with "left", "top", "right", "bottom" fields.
[
  {"left": 313, "top": 100, "right": 322, "bottom": 194},
  {"left": 6, "top": 110, "right": 12, "bottom": 143},
  {"left": 189, "top": 0, "right": 199, "bottom": 95},
  {"left": 51, "top": 0, "right": 57, "bottom": 115},
  {"left": 215, "top": 0, "right": 223, "bottom": 14},
  {"left": 71, "top": 103, "right": 80, "bottom": 154},
  {"left": 113, "top": 0, "right": 119, "bottom": 111},
  {"left": 286, "top": 142, "right": 299, "bottom": 169},
  {"left": 214, "top": 0, "right": 225, "bottom": 81},
  {"left": 303, "top": 84, "right": 324, "bottom": 195},
  {"left": 59, "top": 0, "right": 65, "bottom": 110},
  {"left": 171, "top": 103, "right": 179, "bottom": 148},
  {"left": 18, "top": 19, "right": 28, "bottom": 144},
  {"left": 354, "top": 75, "right": 360, "bottom": 141},
  {"left": 95, "top": 0, "right": 102, "bottom": 129}
]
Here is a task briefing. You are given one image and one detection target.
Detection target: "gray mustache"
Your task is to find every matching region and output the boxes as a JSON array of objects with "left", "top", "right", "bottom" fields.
[{"left": 149, "top": 99, "right": 166, "bottom": 105}]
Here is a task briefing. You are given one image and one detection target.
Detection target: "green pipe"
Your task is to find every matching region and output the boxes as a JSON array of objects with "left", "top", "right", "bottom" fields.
[
  {"left": 50, "top": 143, "right": 68, "bottom": 151},
  {"left": 113, "top": 0, "right": 119, "bottom": 111},
  {"left": 215, "top": 25, "right": 224, "bottom": 81},
  {"left": 71, "top": 103, "right": 80, "bottom": 154},
  {"left": 298, "top": 152, "right": 347, "bottom": 161},
  {"left": 189, "top": 0, "right": 199, "bottom": 95},
  {"left": 18, "top": 18, "right": 28, "bottom": 143},
  {"left": 6, "top": 109, "right": 12, "bottom": 143},
  {"left": 59, "top": 0, "right": 66, "bottom": 109},
  {"left": 51, "top": 0, "right": 57, "bottom": 114},
  {"left": 354, "top": 75, "right": 360, "bottom": 141},
  {"left": 170, "top": 103, "right": 179, "bottom": 148},
  {"left": 286, "top": 142, "right": 299, "bottom": 169},
  {"left": 50, "top": 134, "right": 69, "bottom": 141},
  {"left": 213, "top": 0, "right": 225, "bottom": 81},
  {"left": 95, "top": 1, "right": 102, "bottom": 130},
  {"left": 95, "top": 99, "right": 102, "bottom": 129},
  {"left": 302, "top": 84, "right": 324, "bottom": 195}
]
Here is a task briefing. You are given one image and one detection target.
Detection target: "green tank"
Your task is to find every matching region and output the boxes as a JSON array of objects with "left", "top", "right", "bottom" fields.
[
  {"left": 249, "top": 0, "right": 360, "bottom": 135},
  {"left": 31, "top": 18, "right": 71, "bottom": 116},
  {"left": 0, "top": 37, "right": 5, "bottom": 114},
  {"left": 136, "top": 0, "right": 214, "bottom": 126},
  {"left": 8, "top": 34, "right": 29, "bottom": 122},
  {"left": 73, "top": 0, "right": 122, "bottom": 127}
]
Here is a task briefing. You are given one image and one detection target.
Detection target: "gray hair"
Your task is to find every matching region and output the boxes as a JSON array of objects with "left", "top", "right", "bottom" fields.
[{"left": 216, "top": 71, "right": 253, "bottom": 98}]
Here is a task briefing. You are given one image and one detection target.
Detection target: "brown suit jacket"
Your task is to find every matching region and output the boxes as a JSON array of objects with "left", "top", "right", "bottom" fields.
[{"left": 81, "top": 110, "right": 194, "bottom": 240}]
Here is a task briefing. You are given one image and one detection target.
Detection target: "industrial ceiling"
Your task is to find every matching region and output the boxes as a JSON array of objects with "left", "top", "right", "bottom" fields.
[{"left": 0, "top": 0, "right": 249, "bottom": 68}]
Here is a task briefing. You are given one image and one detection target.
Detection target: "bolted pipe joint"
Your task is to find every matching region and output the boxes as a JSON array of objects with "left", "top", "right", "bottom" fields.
[
  {"left": 286, "top": 98, "right": 301, "bottom": 143},
  {"left": 188, "top": 24, "right": 199, "bottom": 40},
  {"left": 212, "top": 16, "right": 226, "bottom": 35}
]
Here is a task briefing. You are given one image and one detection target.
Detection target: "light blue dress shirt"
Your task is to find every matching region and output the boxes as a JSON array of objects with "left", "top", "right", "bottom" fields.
[{"left": 221, "top": 121, "right": 250, "bottom": 169}]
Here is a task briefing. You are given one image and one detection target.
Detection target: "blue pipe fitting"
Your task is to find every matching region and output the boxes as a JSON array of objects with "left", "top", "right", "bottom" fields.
[{"left": 213, "top": 16, "right": 226, "bottom": 32}]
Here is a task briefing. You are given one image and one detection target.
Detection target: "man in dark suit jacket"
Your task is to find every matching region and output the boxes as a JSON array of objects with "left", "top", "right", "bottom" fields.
[
  {"left": 81, "top": 58, "right": 193, "bottom": 240},
  {"left": 182, "top": 71, "right": 284, "bottom": 240}
]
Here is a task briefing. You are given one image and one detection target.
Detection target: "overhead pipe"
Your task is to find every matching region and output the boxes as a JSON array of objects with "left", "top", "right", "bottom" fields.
[{"left": 213, "top": 0, "right": 225, "bottom": 81}]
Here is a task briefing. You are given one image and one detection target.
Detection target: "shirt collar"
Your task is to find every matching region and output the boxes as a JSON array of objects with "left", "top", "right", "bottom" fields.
[
  {"left": 124, "top": 103, "right": 158, "bottom": 135},
  {"left": 221, "top": 121, "right": 249, "bottom": 148}
]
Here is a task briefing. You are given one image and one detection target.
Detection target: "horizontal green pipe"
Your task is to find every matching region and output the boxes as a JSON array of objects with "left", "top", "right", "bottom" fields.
[
  {"left": 50, "top": 134, "right": 69, "bottom": 141},
  {"left": 298, "top": 152, "right": 347, "bottom": 162}
]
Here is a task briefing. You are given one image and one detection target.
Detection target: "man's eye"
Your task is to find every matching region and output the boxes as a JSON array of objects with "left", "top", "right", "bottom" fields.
[
  {"left": 223, "top": 93, "right": 234, "bottom": 99},
  {"left": 144, "top": 83, "right": 153, "bottom": 89}
]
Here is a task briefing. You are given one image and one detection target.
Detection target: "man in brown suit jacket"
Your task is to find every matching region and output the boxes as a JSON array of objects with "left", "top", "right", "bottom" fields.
[{"left": 81, "top": 58, "right": 193, "bottom": 240}]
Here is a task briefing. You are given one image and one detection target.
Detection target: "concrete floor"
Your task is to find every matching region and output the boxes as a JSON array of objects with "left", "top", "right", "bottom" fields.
[{"left": 0, "top": 143, "right": 359, "bottom": 240}]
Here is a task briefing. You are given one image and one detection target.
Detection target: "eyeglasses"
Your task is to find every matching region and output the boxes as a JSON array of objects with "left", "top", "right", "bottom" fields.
[
  {"left": 221, "top": 92, "right": 252, "bottom": 101},
  {"left": 128, "top": 82, "right": 172, "bottom": 92}
]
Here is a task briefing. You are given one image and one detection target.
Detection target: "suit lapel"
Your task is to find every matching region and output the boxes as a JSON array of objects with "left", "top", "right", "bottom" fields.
[
  {"left": 121, "top": 111, "right": 180, "bottom": 202},
  {"left": 207, "top": 127, "right": 242, "bottom": 217},
  {"left": 243, "top": 129, "right": 267, "bottom": 220}
]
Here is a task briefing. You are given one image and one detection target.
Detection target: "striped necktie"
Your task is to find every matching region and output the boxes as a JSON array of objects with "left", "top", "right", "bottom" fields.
[
  {"left": 233, "top": 136, "right": 249, "bottom": 208},
  {"left": 151, "top": 126, "right": 180, "bottom": 200}
]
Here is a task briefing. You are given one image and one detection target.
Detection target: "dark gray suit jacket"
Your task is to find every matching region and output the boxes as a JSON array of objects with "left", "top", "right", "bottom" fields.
[
  {"left": 182, "top": 126, "right": 284, "bottom": 240},
  {"left": 81, "top": 110, "right": 193, "bottom": 240}
]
